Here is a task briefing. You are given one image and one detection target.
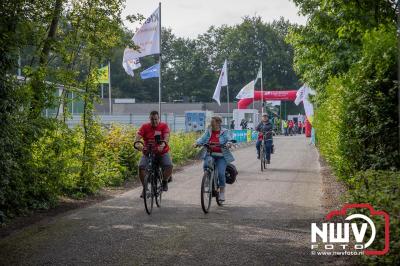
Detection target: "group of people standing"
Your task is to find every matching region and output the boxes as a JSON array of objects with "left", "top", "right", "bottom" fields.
[{"left": 282, "top": 120, "right": 304, "bottom": 136}]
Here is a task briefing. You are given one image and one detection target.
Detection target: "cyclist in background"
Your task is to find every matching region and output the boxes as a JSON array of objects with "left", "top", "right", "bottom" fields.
[
  {"left": 194, "top": 116, "right": 234, "bottom": 202},
  {"left": 135, "top": 111, "right": 173, "bottom": 196},
  {"left": 256, "top": 114, "right": 273, "bottom": 164}
]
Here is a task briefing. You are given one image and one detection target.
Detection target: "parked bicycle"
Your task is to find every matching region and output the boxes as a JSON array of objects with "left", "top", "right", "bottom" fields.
[{"left": 134, "top": 140, "right": 166, "bottom": 215}]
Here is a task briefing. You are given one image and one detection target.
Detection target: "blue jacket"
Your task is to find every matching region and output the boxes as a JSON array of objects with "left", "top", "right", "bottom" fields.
[{"left": 196, "top": 128, "right": 235, "bottom": 163}]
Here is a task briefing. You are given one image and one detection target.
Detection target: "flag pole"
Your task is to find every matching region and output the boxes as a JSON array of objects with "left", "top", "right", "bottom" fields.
[
  {"left": 252, "top": 83, "right": 255, "bottom": 110},
  {"left": 101, "top": 63, "right": 104, "bottom": 99},
  {"left": 227, "top": 84, "right": 230, "bottom": 114},
  {"left": 108, "top": 60, "right": 112, "bottom": 115},
  {"left": 261, "top": 61, "right": 264, "bottom": 115},
  {"left": 226, "top": 60, "right": 230, "bottom": 115},
  {"left": 158, "top": 2, "right": 162, "bottom": 118}
]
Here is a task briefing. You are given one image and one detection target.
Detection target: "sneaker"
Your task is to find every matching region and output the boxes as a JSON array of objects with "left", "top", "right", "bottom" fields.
[
  {"left": 219, "top": 192, "right": 225, "bottom": 202},
  {"left": 162, "top": 180, "right": 168, "bottom": 192},
  {"left": 140, "top": 191, "right": 144, "bottom": 198},
  {"left": 257, "top": 155, "right": 260, "bottom": 159},
  {"left": 168, "top": 176, "right": 173, "bottom": 183},
  {"left": 267, "top": 160, "right": 270, "bottom": 164}
]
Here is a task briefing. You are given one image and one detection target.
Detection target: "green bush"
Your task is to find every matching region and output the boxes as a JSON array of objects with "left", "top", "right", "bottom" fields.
[
  {"left": 95, "top": 124, "right": 140, "bottom": 187},
  {"left": 315, "top": 25, "right": 399, "bottom": 177},
  {"left": 28, "top": 124, "right": 83, "bottom": 204},
  {"left": 0, "top": 122, "right": 199, "bottom": 222},
  {"left": 169, "top": 132, "right": 199, "bottom": 165},
  {"left": 313, "top": 25, "right": 399, "bottom": 265},
  {"left": 348, "top": 170, "right": 400, "bottom": 265},
  {"left": 288, "top": 2, "right": 399, "bottom": 263}
]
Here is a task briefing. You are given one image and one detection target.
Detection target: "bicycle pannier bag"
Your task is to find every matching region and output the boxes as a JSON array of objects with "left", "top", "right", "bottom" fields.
[{"left": 225, "top": 163, "right": 238, "bottom": 184}]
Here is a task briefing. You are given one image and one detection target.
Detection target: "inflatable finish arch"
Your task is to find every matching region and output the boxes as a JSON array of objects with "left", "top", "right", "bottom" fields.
[
  {"left": 237, "top": 90, "right": 297, "bottom": 109},
  {"left": 236, "top": 89, "right": 313, "bottom": 137}
]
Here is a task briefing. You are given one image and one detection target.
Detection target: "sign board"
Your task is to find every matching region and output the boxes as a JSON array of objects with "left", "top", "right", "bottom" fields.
[{"left": 115, "top": 98, "right": 136, "bottom": 104}]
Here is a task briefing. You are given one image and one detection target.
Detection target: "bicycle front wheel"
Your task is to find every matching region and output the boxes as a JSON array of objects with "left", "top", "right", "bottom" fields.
[
  {"left": 201, "top": 171, "right": 212, "bottom": 213},
  {"left": 260, "top": 144, "right": 265, "bottom": 171},
  {"left": 155, "top": 169, "right": 162, "bottom": 207},
  {"left": 143, "top": 174, "right": 154, "bottom": 215}
]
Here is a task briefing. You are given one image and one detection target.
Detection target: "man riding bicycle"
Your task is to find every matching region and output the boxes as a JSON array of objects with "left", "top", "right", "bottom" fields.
[
  {"left": 194, "top": 116, "right": 234, "bottom": 202},
  {"left": 256, "top": 114, "right": 273, "bottom": 164},
  {"left": 135, "top": 111, "right": 173, "bottom": 196}
]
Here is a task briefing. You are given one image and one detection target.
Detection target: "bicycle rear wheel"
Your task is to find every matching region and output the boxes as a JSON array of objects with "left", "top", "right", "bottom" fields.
[
  {"left": 155, "top": 169, "right": 162, "bottom": 207},
  {"left": 201, "top": 171, "right": 212, "bottom": 213},
  {"left": 143, "top": 174, "right": 154, "bottom": 215},
  {"left": 264, "top": 144, "right": 268, "bottom": 169}
]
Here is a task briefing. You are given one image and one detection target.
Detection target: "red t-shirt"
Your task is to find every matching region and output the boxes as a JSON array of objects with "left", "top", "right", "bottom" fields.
[
  {"left": 209, "top": 130, "right": 222, "bottom": 153},
  {"left": 258, "top": 131, "right": 272, "bottom": 141},
  {"left": 138, "top": 122, "right": 170, "bottom": 155},
  {"left": 288, "top": 121, "right": 294, "bottom": 128}
]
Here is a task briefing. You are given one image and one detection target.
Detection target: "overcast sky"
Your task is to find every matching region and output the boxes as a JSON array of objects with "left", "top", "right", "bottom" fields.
[{"left": 122, "top": 0, "right": 307, "bottom": 38}]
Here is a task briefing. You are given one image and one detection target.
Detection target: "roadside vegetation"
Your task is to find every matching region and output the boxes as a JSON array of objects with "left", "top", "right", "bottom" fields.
[
  {"left": 1, "top": 121, "right": 198, "bottom": 222},
  {"left": 287, "top": 1, "right": 399, "bottom": 263},
  {"left": 0, "top": 0, "right": 200, "bottom": 223}
]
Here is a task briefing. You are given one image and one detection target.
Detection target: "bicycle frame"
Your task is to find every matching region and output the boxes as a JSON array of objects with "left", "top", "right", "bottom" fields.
[
  {"left": 203, "top": 152, "right": 219, "bottom": 194},
  {"left": 199, "top": 140, "right": 235, "bottom": 213},
  {"left": 142, "top": 144, "right": 162, "bottom": 180},
  {"left": 202, "top": 143, "right": 228, "bottom": 197},
  {"left": 260, "top": 132, "right": 272, "bottom": 171},
  {"left": 134, "top": 140, "right": 165, "bottom": 214}
]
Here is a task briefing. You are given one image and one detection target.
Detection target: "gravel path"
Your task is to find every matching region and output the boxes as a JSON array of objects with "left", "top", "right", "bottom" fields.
[{"left": 0, "top": 136, "right": 350, "bottom": 265}]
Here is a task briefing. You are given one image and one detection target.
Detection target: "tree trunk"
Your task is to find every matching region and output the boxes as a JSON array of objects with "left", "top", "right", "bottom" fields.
[
  {"left": 30, "top": 0, "right": 64, "bottom": 118},
  {"left": 39, "top": 0, "right": 63, "bottom": 65}
]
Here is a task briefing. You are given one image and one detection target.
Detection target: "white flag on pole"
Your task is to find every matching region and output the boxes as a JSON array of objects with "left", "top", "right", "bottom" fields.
[
  {"left": 295, "top": 84, "right": 316, "bottom": 123},
  {"left": 294, "top": 85, "right": 305, "bottom": 105},
  {"left": 295, "top": 84, "right": 316, "bottom": 105},
  {"left": 236, "top": 80, "right": 255, "bottom": 99},
  {"left": 212, "top": 60, "right": 228, "bottom": 105},
  {"left": 122, "top": 7, "right": 160, "bottom": 77}
]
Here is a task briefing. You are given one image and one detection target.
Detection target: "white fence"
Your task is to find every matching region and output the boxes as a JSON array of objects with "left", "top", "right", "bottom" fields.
[
  {"left": 66, "top": 113, "right": 186, "bottom": 131},
  {"left": 66, "top": 113, "right": 234, "bottom": 132}
]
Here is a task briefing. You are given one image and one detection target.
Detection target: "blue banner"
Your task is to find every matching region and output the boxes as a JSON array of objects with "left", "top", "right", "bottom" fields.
[
  {"left": 232, "top": 130, "right": 258, "bottom": 143},
  {"left": 140, "top": 63, "right": 160, "bottom": 79}
]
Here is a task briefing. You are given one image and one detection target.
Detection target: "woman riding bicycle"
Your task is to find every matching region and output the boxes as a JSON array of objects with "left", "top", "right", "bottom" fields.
[{"left": 194, "top": 116, "right": 235, "bottom": 202}]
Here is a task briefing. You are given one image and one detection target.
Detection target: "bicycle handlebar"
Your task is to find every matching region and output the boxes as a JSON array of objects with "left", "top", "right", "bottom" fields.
[
  {"left": 133, "top": 140, "right": 168, "bottom": 151},
  {"left": 196, "top": 142, "right": 234, "bottom": 150},
  {"left": 202, "top": 143, "right": 227, "bottom": 148},
  {"left": 133, "top": 140, "right": 144, "bottom": 150}
]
